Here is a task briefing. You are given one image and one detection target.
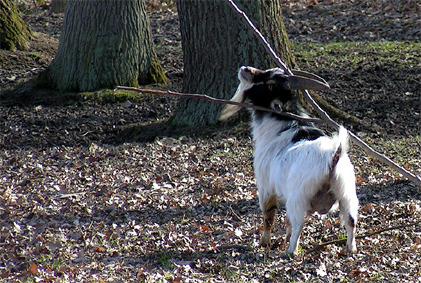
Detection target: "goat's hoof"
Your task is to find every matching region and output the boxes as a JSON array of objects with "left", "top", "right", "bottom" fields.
[
  {"left": 347, "top": 246, "right": 357, "bottom": 254},
  {"left": 259, "top": 233, "right": 271, "bottom": 247},
  {"left": 259, "top": 239, "right": 271, "bottom": 248},
  {"left": 340, "top": 246, "right": 357, "bottom": 255}
]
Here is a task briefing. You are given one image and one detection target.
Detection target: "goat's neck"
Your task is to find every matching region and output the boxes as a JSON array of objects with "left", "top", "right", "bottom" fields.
[{"left": 251, "top": 114, "right": 296, "bottom": 146}]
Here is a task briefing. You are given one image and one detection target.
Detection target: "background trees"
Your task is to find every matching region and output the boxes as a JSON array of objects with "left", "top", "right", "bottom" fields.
[
  {"left": 38, "top": 0, "right": 166, "bottom": 92},
  {"left": 0, "top": 0, "right": 32, "bottom": 51},
  {"left": 172, "top": 0, "right": 295, "bottom": 125}
]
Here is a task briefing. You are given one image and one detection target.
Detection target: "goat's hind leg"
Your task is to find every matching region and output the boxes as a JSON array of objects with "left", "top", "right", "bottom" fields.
[
  {"left": 339, "top": 195, "right": 358, "bottom": 253},
  {"left": 259, "top": 194, "right": 278, "bottom": 247},
  {"left": 284, "top": 208, "right": 305, "bottom": 257}
]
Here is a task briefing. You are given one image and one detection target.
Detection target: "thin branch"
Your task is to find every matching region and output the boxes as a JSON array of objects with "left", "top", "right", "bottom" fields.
[
  {"left": 116, "top": 86, "right": 323, "bottom": 124},
  {"left": 224, "top": 0, "right": 292, "bottom": 76},
  {"left": 349, "top": 132, "right": 421, "bottom": 185},
  {"left": 224, "top": 0, "right": 421, "bottom": 187},
  {"left": 305, "top": 219, "right": 421, "bottom": 255}
]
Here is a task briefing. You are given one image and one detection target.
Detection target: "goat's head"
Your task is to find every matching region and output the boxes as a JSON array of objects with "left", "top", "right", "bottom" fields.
[{"left": 219, "top": 66, "right": 330, "bottom": 121}]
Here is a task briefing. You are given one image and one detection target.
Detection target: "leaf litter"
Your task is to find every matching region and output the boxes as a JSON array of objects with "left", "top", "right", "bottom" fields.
[{"left": 0, "top": 0, "right": 420, "bottom": 282}]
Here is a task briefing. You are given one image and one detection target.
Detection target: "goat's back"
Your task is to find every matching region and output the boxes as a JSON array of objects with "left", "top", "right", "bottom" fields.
[{"left": 254, "top": 127, "right": 352, "bottom": 203}]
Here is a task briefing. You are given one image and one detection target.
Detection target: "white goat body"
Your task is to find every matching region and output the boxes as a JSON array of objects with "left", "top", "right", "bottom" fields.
[{"left": 220, "top": 66, "right": 358, "bottom": 256}]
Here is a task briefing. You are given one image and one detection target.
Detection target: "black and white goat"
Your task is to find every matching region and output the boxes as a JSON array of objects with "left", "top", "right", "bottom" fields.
[{"left": 220, "top": 66, "right": 358, "bottom": 256}]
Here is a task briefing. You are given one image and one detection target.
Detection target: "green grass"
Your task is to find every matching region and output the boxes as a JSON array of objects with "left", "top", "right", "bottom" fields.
[
  {"left": 366, "top": 135, "right": 420, "bottom": 168},
  {"left": 1, "top": 83, "right": 167, "bottom": 107},
  {"left": 352, "top": 135, "right": 420, "bottom": 178},
  {"left": 157, "top": 252, "right": 174, "bottom": 269},
  {"left": 292, "top": 41, "right": 421, "bottom": 70},
  {"left": 336, "top": 231, "right": 346, "bottom": 242},
  {"left": 80, "top": 88, "right": 161, "bottom": 104}
]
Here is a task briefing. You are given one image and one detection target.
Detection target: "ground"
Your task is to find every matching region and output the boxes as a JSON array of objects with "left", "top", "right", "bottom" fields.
[{"left": 0, "top": 0, "right": 420, "bottom": 282}]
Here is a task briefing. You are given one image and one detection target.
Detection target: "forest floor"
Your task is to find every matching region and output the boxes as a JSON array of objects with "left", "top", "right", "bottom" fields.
[{"left": 0, "top": 0, "right": 420, "bottom": 282}]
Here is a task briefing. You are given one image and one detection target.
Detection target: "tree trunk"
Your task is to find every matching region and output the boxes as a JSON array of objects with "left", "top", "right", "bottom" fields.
[
  {"left": 172, "top": 0, "right": 295, "bottom": 125},
  {"left": 50, "top": 0, "right": 66, "bottom": 13},
  {"left": 0, "top": 0, "right": 32, "bottom": 51},
  {"left": 38, "top": 0, "right": 166, "bottom": 92}
]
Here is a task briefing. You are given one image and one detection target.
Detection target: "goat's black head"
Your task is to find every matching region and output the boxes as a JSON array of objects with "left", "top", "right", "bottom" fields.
[{"left": 219, "top": 66, "right": 329, "bottom": 120}]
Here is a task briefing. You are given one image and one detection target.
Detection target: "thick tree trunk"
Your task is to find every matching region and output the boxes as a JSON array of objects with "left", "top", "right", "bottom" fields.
[
  {"left": 172, "top": 0, "right": 295, "bottom": 125},
  {"left": 38, "top": 0, "right": 166, "bottom": 92},
  {"left": 0, "top": 0, "right": 32, "bottom": 51}
]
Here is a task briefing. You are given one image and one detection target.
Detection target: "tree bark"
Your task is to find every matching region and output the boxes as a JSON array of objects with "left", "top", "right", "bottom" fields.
[
  {"left": 38, "top": 0, "right": 166, "bottom": 92},
  {"left": 0, "top": 0, "right": 32, "bottom": 51},
  {"left": 172, "top": 0, "right": 295, "bottom": 125}
]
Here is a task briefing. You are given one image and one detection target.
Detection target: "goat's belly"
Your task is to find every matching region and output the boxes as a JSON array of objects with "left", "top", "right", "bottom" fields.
[{"left": 309, "top": 189, "right": 337, "bottom": 214}]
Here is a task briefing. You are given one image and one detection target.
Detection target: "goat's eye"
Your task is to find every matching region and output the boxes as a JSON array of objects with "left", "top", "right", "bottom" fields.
[{"left": 266, "top": 80, "right": 276, "bottom": 91}]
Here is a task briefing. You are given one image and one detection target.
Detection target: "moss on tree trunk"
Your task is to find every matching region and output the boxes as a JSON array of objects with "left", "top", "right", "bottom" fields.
[{"left": 0, "top": 0, "right": 32, "bottom": 51}]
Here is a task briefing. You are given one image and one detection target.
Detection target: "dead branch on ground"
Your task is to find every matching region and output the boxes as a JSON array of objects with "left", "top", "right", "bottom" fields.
[{"left": 305, "top": 219, "right": 421, "bottom": 254}]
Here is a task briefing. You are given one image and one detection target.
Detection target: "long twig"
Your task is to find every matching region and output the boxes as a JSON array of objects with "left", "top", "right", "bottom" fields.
[
  {"left": 224, "top": 0, "right": 293, "bottom": 76},
  {"left": 116, "top": 86, "right": 322, "bottom": 124},
  {"left": 224, "top": 0, "right": 421, "bottom": 187},
  {"left": 305, "top": 219, "right": 421, "bottom": 254}
]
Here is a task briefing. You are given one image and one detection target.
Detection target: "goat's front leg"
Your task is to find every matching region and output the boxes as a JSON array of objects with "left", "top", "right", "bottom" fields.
[{"left": 259, "top": 194, "right": 278, "bottom": 247}]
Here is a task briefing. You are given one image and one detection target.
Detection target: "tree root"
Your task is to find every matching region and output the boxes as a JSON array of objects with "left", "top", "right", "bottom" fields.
[{"left": 310, "top": 92, "right": 381, "bottom": 133}]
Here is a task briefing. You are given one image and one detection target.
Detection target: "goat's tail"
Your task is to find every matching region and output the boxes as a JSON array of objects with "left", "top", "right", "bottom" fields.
[{"left": 330, "top": 126, "right": 349, "bottom": 174}]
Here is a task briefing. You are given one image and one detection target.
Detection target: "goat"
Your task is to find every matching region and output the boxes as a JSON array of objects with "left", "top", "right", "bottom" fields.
[{"left": 219, "top": 66, "right": 358, "bottom": 256}]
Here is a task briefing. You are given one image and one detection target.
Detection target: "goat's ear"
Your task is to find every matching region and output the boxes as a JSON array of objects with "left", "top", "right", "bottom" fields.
[{"left": 284, "top": 73, "right": 330, "bottom": 91}]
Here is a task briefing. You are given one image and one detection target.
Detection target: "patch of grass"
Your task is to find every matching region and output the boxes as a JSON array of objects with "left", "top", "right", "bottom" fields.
[
  {"left": 366, "top": 135, "right": 420, "bottom": 169},
  {"left": 297, "top": 245, "right": 305, "bottom": 254},
  {"left": 223, "top": 266, "right": 249, "bottom": 282},
  {"left": 293, "top": 41, "right": 421, "bottom": 71},
  {"left": 174, "top": 215, "right": 192, "bottom": 225},
  {"left": 80, "top": 88, "right": 160, "bottom": 104},
  {"left": 336, "top": 231, "right": 346, "bottom": 242},
  {"left": 1, "top": 83, "right": 166, "bottom": 107},
  {"left": 352, "top": 134, "right": 420, "bottom": 179},
  {"left": 157, "top": 252, "right": 174, "bottom": 269}
]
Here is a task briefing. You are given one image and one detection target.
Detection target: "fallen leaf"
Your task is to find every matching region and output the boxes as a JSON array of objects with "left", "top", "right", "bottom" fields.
[
  {"left": 94, "top": 246, "right": 106, "bottom": 253},
  {"left": 29, "top": 263, "right": 38, "bottom": 275},
  {"left": 361, "top": 203, "right": 373, "bottom": 213},
  {"left": 200, "top": 225, "right": 210, "bottom": 231}
]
